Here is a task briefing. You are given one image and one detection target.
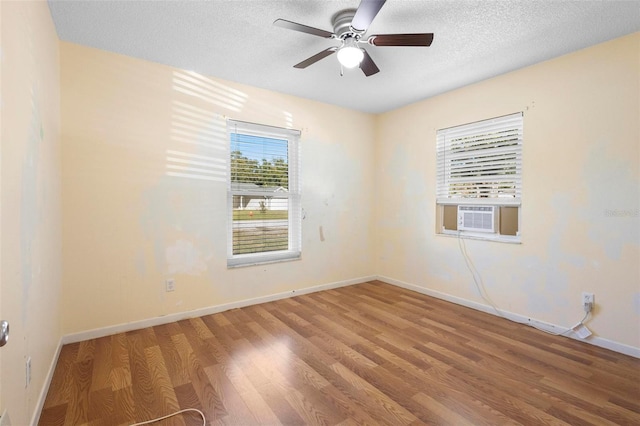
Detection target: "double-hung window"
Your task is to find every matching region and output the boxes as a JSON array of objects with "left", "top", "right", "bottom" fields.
[
  {"left": 227, "top": 120, "right": 301, "bottom": 267},
  {"left": 436, "top": 112, "right": 523, "bottom": 242}
]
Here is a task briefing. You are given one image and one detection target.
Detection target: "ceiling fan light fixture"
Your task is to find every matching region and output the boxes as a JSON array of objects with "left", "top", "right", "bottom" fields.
[{"left": 337, "top": 38, "right": 363, "bottom": 69}]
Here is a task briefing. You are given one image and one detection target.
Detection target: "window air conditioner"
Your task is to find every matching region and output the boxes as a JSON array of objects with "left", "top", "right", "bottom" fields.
[{"left": 458, "top": 206, "right": 498, "bottom": 233}]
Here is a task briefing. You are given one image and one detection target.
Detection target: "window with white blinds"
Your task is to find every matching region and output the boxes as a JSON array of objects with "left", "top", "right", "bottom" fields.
[
  {"left": 227, "top": 120, "right": 301, "bottom": 267},
  {"left": 436, "top": 112, "right": 523, "bottom": 205}
]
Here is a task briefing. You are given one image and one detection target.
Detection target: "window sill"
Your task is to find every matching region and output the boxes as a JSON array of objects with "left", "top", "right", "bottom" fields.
[
  {"left": 438, "top": 230, "right": 521, "bottom": 244},
  {"left": 227, "top": 251, "right": 302, "bottom": 268}
]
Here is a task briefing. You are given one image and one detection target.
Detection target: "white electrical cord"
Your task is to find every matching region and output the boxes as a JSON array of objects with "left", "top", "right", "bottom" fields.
[
  {"left": 457, "top": 231, "right": 590, "bottom": 336},
  {"left": 129, "top": 408, "right": 206, "bottom": 426}
]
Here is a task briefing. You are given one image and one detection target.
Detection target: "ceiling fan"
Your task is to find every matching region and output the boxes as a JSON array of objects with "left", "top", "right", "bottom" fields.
[{"left": 273, "top": 0, "right": 434, "bottom": 77}]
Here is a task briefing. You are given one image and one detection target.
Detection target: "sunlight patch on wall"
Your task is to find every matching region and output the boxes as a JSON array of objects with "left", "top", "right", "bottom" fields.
[
  {"left": 173, "top": 68, "right": 299, "bottom": 142},
  {"left": 172, "top": 70, "right": 247, "bottom": 112},
  {"left": 168, "top": 98, "right": 228, "bottom": 181},
  {"left": 166, "top": 149, "right": 226, "bottom": 182},
  {"left": 170, "top": 101, "right": 227, "bottom": 150},
  {"left": 283, "top": 111, "right": 294, "bottom": 128},
  {"left": 240, "top": 95, "right": 300, "bottom": 130}
]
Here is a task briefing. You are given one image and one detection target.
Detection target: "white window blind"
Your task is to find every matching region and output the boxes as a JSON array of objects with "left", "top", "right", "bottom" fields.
[
  {"left": 436, "top": 112, "right": 523, "bottom": 205},
  {"left": 227, "top": 120, "right": 301, "bottom": 267}
]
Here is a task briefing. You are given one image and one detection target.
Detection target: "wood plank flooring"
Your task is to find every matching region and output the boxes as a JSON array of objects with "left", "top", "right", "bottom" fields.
[{"left": 39, "top": 281, "right": 640, "bottom": 425}]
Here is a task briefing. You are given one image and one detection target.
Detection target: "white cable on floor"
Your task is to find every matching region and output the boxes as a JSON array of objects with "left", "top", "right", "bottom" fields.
[
  {"left": 457, "top": 231, "right": 590, "bottom": 336},
  {"left": 129, "top": 408, "right": 206, "bottom": 426}
]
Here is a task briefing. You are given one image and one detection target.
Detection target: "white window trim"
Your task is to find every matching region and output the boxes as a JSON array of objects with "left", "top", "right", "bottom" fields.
[
  {"left": 438, "top": 229, "right": 522, "bottom": 244},
  {"left": 436, "top": 112, "right": 523, "bottom": 207},
  {"left": 437, "top": 198, "right": 521, "bottom": 207},
  {"left": 226, "top": 119, "right": 301, "bottom": 268}
]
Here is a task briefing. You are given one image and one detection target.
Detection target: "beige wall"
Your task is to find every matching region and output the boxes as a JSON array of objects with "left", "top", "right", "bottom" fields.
[
  {"left": 60, "top": 42, "right": 375, "bottom": 335},
  {"left": 1, "top": 1, "right": 62, "bottom": 424},
  {"left": 58, "top": 33, "right": 640, "bottom": 351},
  {"left": 375, "top": 33, "right": 640, "bottom": 349}
]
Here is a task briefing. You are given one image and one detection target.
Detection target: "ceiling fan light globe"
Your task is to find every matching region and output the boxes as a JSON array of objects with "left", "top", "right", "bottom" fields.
[{"left": 337, "top": 46, "right": 364, "bottom": 68}]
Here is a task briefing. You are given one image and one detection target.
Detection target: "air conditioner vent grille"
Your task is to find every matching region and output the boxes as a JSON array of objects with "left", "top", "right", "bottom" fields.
[{"left": 458, "top": 206, "right": 497, "bottom": 233}]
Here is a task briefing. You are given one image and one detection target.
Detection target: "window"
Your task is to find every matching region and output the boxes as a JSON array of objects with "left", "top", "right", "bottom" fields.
[
  {"left": 436, "top": 112, "right": 523, "bottom": 241},
  {"left": 227, "top": 120, "right": 301, "bottom": 267}
]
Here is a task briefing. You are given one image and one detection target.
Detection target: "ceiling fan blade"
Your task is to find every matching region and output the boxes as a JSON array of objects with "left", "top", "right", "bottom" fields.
[
  {"left": 273, "top": 19, "right": 334, "bottom": 38},
  {"left": 368, "top": 33, "right": 434, "bottom": 47},
  {"left": 359, "top": 49, "right": 380, "bottom": 77},
  {"left": 294, "top": 47, "right": 338, "bottom": 69},
  {"left": 351, "top": 0, "right": 387, "bottom": 33}
]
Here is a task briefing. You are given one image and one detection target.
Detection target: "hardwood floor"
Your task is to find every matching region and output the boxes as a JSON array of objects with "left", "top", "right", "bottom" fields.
[{"left": 39, "top": 281, "right": 640, "bottom": 425}]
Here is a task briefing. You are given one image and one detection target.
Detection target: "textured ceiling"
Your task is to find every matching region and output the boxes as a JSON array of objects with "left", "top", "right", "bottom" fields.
[{"left": 48, "top": 0, "right": 640, "bottom": 114}]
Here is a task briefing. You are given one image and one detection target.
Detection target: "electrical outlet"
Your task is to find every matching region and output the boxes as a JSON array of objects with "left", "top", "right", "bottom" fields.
[
  {"left": 165, "top": 279, "right": 175, "bottom": 292},
  {"left": 25, "top": 357, "right": 31, "bottom": 388},
  {"left": 582, "top": 292, "right": 594, "bottom": 312}
]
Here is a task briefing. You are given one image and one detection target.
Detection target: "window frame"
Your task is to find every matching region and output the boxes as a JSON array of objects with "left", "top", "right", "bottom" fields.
[
  {"left": 435, "top": 112, "right": 523, "bottom": 242},
  {"left": 226, "top": 119, "right": 301, "bottom": 267}
]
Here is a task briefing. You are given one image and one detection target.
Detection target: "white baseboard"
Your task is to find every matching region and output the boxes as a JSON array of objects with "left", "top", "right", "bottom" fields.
[
  {"left": 58, "top": 273, "right": 640, "bottom": 357},
  {"left": 30, "top": 339, "right": 63, "bottom": 426},
  {"left": 62, "top": 275, "right": 376, "bottom": 345},
  {"left": 378, "top": 275, "right": 640, "bottom": 359}
]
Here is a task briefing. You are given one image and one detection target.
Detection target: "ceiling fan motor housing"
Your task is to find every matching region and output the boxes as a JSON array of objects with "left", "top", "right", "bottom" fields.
[{"left": 332, "top": 9, "right": 360, "bottom": 40}]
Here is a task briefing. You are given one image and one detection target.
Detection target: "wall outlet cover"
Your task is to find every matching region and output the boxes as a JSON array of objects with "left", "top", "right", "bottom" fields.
[
  {"left": 165, "top": 279, "right": 175, "bottom": 292},
  {"left": 582, "top": 292, "right": 595, "bottom": 305}
]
